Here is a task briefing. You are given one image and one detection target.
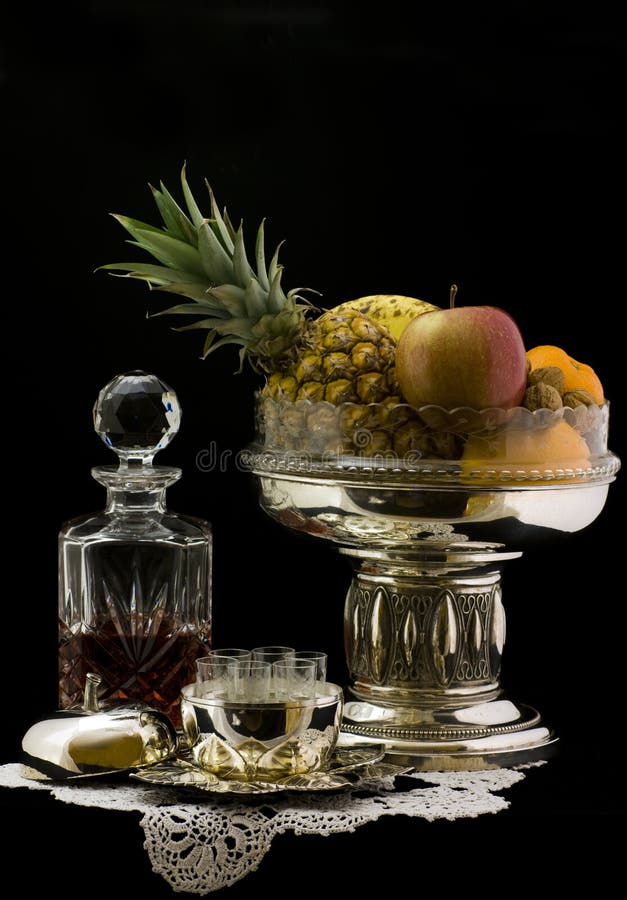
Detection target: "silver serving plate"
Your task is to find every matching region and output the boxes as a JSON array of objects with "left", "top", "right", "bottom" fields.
[
  {"left": 132, "top": 744, "right": 411, "bottom": 793},
  {"left": 241, "top": 397, "right": 620, "bottom": 770}
]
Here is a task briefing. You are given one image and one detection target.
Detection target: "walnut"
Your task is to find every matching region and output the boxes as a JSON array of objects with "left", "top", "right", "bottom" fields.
[
  {"left": 523, "top": 383, "right": 563, "bottom": 411},
  {"left": 527, "top": 366, "right": 566, "bottom": 395},
  {"left": 563, "top": 389, "right": 597, "bottom": 408}
]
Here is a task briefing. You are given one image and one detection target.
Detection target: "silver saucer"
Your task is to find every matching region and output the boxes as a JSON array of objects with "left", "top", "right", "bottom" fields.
[{"left": 131, "top": 745, "right": 411, "bottom": 794}]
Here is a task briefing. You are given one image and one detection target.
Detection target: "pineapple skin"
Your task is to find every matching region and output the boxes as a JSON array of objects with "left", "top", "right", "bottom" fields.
[
  {"left": 264, "top": 308, "right": 399, "bottom": 406},
  {"left": 262, "top": 308, "right": 401, "bottom": 455}
]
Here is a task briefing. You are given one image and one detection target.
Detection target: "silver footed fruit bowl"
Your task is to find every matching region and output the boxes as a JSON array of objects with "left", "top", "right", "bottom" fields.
[{"left": 241, "top": 395, "right": 620, "bottom": 770}]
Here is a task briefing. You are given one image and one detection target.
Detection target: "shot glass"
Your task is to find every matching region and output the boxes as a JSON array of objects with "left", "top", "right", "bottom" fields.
[
  {"left": 251, "top": 646, "right": 295, "bottom": 665},
  {"left": 194, "top": 656, "right": 231, "bottom": 698},
  {"left": 252, "top": 647, "right": 295, "bottom": 696},
  {"left": 196, "top": 649, "right": 251, "bottom": 697},
  {"left": 228, "top": 658, "right": 272, "bottom": 703},
  {"left": 293, "top": 650, "right": 328, "bottom": 682},
  {"left": 272, "top": 658, "right": 317, "bottom": 701}
]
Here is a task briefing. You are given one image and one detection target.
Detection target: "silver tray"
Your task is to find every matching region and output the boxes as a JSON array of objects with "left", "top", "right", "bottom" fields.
[{"left": 132, "top": 745, "right": 412, "bottom": 794}]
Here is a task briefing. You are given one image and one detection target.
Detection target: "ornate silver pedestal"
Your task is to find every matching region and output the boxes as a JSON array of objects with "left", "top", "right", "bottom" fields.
[
  {"left": 242, "top": 399, "right": 619, "bottom": 769},
  {"left": 340, "top": 544, "right": 545, "bottom": 768}
]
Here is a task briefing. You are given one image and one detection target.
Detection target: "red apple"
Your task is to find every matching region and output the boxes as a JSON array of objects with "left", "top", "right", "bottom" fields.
[{"left": 396, "top": 292, "right": 527, "bottom": 410}]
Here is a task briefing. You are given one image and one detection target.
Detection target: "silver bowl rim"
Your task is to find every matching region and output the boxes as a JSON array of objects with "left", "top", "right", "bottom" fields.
[{"left": 181, "top": 681, "right": 344, "bottom": 711}]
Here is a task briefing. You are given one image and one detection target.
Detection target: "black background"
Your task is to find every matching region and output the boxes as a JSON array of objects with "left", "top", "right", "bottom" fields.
[{"left": 2, "top": 2, "right": 626, "bottom": 894}]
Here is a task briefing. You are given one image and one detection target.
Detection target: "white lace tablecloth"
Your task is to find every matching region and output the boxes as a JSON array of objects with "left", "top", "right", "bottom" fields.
[{"left": 0, "top": 762, "right": 536, "bottom": 894}]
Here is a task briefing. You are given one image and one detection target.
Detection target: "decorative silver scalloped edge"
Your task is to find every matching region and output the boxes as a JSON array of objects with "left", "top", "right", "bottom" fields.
[
  {"left": 130, "top": 745, "right": 404, "bottom": 795},
  {"left": 240, "top": 448, "right": 620, "bottom": 484}
]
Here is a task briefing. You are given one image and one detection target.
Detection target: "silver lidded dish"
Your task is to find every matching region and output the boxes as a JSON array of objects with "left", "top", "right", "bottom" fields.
[
  {"left": 21, "top": 673, "right": 177, "bottom": 781},
  {"left": 241, "top": 396, "right": 620, "bottom": 770}
]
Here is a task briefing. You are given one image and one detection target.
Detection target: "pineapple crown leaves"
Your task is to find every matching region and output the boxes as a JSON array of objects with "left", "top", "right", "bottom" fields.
[{"left": 99, "top": 164, "right": 318, "bottom": 372}]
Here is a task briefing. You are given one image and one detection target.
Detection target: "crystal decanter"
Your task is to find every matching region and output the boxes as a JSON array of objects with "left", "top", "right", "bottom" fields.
[{"left": 58, "top": 371, "right": 212, "bottom": 728}]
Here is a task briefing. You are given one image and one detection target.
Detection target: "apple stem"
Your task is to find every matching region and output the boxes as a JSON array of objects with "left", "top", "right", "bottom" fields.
[{"left": 450, "top": 284, "right": 458, "bottom": 309}]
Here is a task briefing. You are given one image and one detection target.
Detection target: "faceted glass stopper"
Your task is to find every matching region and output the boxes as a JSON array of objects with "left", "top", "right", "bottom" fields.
[{"left": 93, "top": 370, "right": 181, "bottom": 465}]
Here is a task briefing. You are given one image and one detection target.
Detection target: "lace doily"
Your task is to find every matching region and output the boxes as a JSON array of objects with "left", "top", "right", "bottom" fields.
[{"left": 0, "top": 762, "right": 534, "bottom": 894}]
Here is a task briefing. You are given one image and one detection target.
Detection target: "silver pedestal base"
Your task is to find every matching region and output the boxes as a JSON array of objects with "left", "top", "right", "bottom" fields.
[{"left": 339, "top": 689, "right": 558, "bottom": 770}]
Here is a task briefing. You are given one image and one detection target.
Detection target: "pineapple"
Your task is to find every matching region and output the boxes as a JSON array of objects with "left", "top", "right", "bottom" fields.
[{"left": 101, "top": 167, "right": 434, "bottom": 455}]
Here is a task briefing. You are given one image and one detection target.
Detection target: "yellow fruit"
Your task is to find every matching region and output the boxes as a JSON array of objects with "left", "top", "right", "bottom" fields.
[
  {"left": 332, "top": 294, "right": 439, "bottom": 341},
  {"left": 462, "top": 420, "right": 591, "bottom": 477}
]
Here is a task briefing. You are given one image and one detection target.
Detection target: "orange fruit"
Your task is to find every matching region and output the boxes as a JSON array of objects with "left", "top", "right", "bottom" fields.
[
  {"left": 526, "top": 345, "right": 604, "bottom": 404},
  {"left": 462, "top": 420, "right": 591, "bottom": 476}
]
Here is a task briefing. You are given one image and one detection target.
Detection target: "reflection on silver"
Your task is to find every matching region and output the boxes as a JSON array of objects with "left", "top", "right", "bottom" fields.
[
  {"left": 132, "top": 744, "right": 411, "bottom": 794},
  {"left": 20, "top": 674, "right": 177, "bottom": 781},
  {"left": 180, "top": 682, "right": 344, "bottom": 782}
]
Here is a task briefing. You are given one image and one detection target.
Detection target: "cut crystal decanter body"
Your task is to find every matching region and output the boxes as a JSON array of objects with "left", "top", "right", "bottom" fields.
[{"left": 58, "top": 371, "right": 212, "bottom": 728}]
